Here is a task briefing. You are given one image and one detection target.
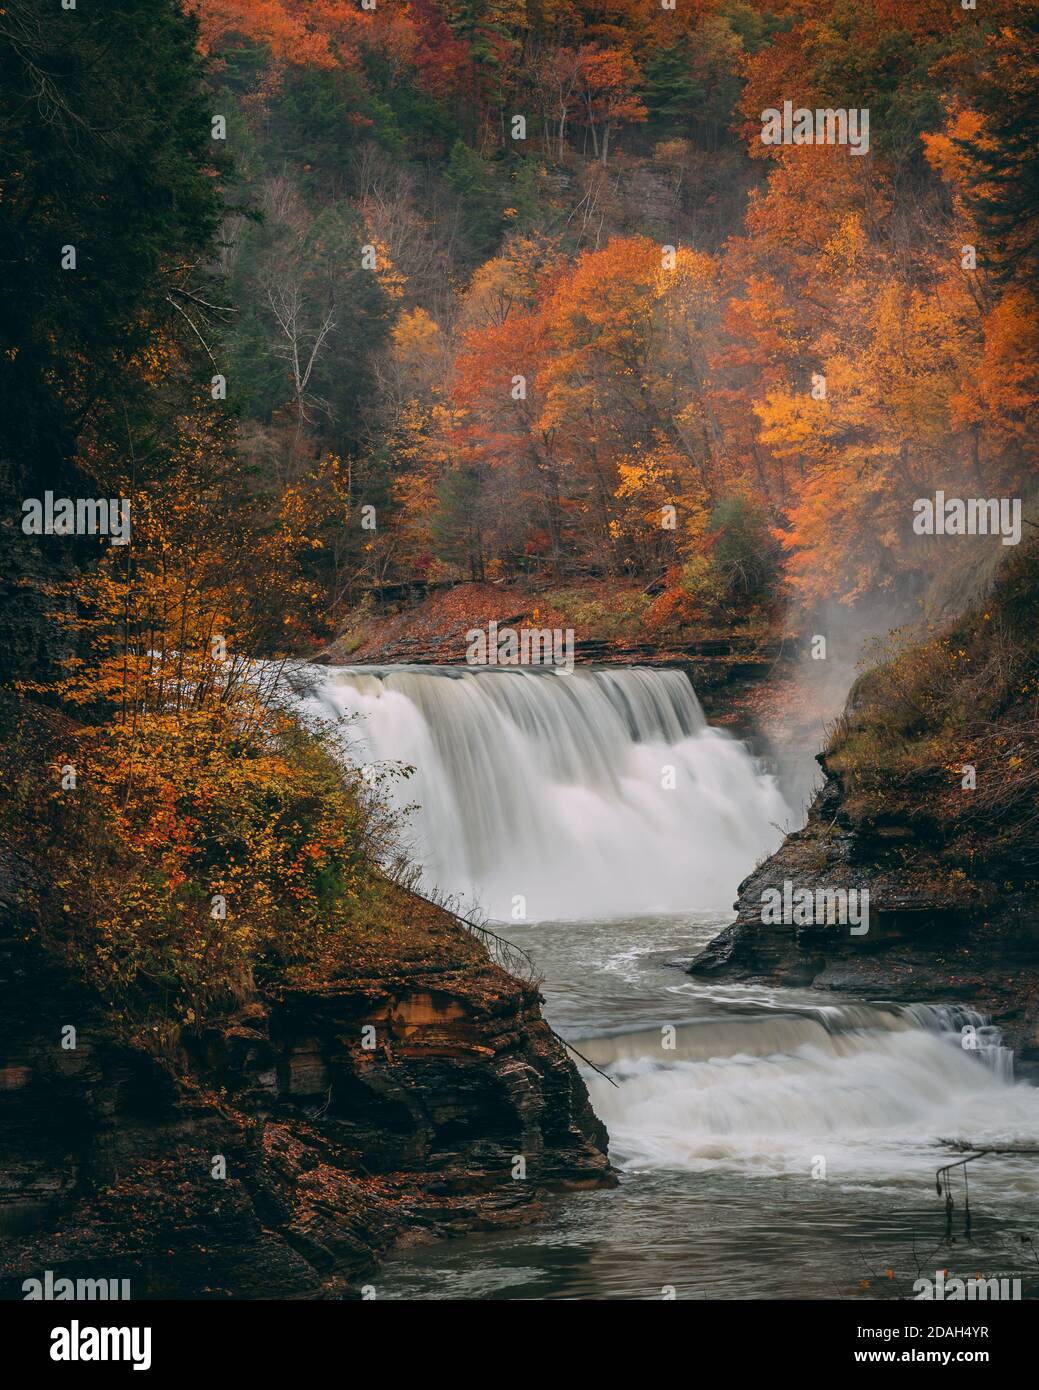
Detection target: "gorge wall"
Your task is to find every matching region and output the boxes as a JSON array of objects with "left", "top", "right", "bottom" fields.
[
  {"left": 0, "top": 863, "right": 610, "bottom": 1300},
  {"left": 691, "top": 544, "right": 1039, "bottom": 1071},
  {"left": 690, "top": 759, "right": 1039, "bottom": 1068}
]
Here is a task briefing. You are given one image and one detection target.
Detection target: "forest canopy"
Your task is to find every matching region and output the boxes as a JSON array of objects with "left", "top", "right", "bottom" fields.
[{"left": 176, "top": 0, "right": 1039, "bottom": 641}]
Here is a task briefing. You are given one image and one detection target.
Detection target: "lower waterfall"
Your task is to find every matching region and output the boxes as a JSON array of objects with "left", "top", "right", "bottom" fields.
[{"left": 581, "top": 1004, "right": 1025, "bottom": 1176}]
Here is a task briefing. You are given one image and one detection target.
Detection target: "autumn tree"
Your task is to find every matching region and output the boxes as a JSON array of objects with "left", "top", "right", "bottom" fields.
[{"left": 575, "top": 47, "right": 648, "bottom": 165}]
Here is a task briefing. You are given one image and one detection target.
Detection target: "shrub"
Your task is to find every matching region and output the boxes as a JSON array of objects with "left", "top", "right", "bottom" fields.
[
  {"left": 707, "top": 495, "right": 782, "bottom": 601},
  {"left": 2, "top": 686, "right": 399, "bottom": 1033}
]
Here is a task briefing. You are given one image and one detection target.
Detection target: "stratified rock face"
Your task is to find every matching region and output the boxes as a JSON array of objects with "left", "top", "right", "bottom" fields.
[
  {"left": 689, "top": 764, "right": 1039, "bottom": 1066},
  {"left": 0, "top": 897, "right": 611, "bottom": 1300}
]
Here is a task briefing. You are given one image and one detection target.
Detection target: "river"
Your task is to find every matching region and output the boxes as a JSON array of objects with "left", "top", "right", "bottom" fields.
[{"left": 302, "top": 664, "right": 1039, "bottom": 1300}]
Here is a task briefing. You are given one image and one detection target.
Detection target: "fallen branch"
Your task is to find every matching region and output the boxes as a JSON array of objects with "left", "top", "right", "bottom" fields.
[
  {"left": 552, "top": 1031, "right": 620, "bottom": 1088},
  {"left": 391, "top": 881, "right": 618, "bottom": 1085}
]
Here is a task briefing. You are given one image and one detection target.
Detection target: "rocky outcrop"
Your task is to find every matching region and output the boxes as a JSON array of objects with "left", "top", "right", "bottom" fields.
[
  {"left": 689, "top": 759, "right": 1039, "bottom": 1067},
  {"left": 0, "top": 875, "right": 611, "bottom": 1299},
  {"left": 692, "top": 542, "right": 1039, "bottom": 1068}
]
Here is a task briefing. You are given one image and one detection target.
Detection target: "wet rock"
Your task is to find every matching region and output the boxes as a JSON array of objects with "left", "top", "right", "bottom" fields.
[
  {"left": 0, "top": 877, "right": 612, "bottom": 1299},
  {"left": 689, "top": 766, "right": 1039, "bottom": 1066}
]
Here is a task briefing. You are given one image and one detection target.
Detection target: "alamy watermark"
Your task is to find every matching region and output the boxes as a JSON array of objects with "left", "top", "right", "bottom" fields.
[
  {"left": 466, "top": 620, "right": 575, "bottom": 674},
  {"left": 50, "top": 1321, "right": 151, "bottom": 1371},
  {"left": 760, "top": 101, "right": 870, "bottom": 156},
  {"left": 913, "top": 492, "right": 1021, "bottom": 546},
  {"left": 760, "top": 879, "right": 869, "bottom": 935},
  {"left": 22, "top": 492, "right": 131, "bottom": 544},
  {"left": 23, "top": 1270, "right": 131, "bottom": 1300},
  {"left": 913, "top": 1269, "right": 1021, "bottom": 1301}
]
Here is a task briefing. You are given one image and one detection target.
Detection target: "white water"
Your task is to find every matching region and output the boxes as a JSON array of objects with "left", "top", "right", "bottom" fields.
[
  {"left": 292, "top": 662, "right": 1039, "bottom": 1296},
  {"left": 381, "top": 910, "right": 1039, "bottom": 1299},
  {"left": 583, "top": 1003, "right": 1033, "bottom": 1181},
  {"left": 304, "top": 664, "right": 789, "bottom": 921}
]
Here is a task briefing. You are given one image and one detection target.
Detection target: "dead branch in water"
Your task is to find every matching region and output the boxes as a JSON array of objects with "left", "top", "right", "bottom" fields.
[{"left": 551, "top": 1032, "right": 620, "bottom": 1088}]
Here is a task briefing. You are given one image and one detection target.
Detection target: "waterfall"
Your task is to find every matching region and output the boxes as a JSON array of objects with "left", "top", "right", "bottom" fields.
[
  {"left": 303, "top": 664, "right": 789, "bottom": 922},
  {"left": 582, "top": 1004, "right": 1034, "bottom": 1178}
]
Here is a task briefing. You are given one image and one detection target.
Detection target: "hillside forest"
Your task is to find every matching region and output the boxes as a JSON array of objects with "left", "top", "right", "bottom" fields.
[{"left": 1, "top": 0, "right": 1037, "bottom": 1026}]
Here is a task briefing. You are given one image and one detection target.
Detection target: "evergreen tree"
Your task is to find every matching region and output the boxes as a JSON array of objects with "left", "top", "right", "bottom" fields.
[
  {"left": 959, "top": 0, "right": 1039, "bottom": 285},
  {"left": 0, "top": 0, "right": 225, "bottom": 496}
]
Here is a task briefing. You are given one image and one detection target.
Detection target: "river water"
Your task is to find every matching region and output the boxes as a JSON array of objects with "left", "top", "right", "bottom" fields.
[
  {"left": 302, "top": 664, "right": 1039, "bottom": 1300},
  {"left": 377, "top": 910, "right": 1039, "bottom": 1299}
]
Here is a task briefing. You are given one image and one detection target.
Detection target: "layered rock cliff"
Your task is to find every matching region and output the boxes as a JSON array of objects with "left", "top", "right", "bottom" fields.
[
  {"left": 690, "top": 542, "right": 1039, "bottom": 1069},
  {"left": 0, "top": 866, "right": 611, "bottom": 1299},
  {"left": 690, "top": 759, "right": 1039, "bottom": 1064}
]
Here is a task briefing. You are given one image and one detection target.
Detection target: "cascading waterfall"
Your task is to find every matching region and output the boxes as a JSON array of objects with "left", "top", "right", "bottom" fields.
[
  {"left": 306, "top": 663, "right": 1039, "bottom": 1298},
  {"left": 301, "top": 664, "right": 790, "bottom": 921},
  {"left": 582, "top": 1002, "right": 1034, "bottom": 1179}
]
